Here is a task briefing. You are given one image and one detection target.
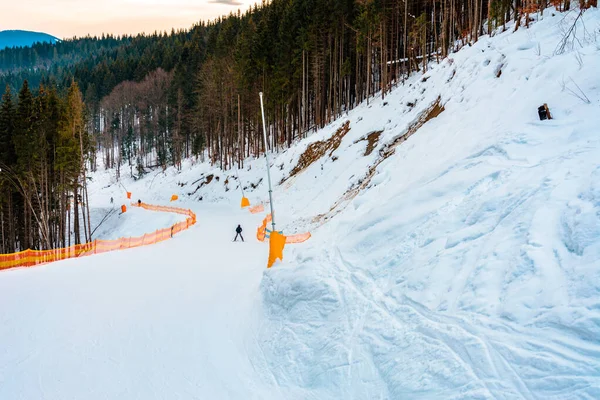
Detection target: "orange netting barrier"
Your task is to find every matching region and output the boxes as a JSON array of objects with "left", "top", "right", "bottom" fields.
[
  {"left": 249, "top": 204, "right": 265, "bottom": 214},
  {"left": 256, "top": 214, "right": 311, "bottom": 244},
  {"left": 0, "top": 202, "right": 196, "bottom": 272},
  {"left": 284, "top": 232, "right": 312, "bottom": 244},
  {"left": 256, "top": 213, "right": 272, "bottom": 241}
]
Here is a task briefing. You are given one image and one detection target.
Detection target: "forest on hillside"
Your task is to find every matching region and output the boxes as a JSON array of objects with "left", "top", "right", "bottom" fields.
[
  {"left": 0, "top": 81, "right": 90, "bottom": 253},
  {"left": 0, "top": 0, "right": 595, "bottom": 253}
]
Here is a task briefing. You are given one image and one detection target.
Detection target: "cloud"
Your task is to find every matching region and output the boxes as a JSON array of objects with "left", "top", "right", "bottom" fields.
[
  {"left": 209, "top": 0, "right": 243, "bottom": 5},
  {"left": 1, "top": 0, "right": 256, "bottom": 37}
]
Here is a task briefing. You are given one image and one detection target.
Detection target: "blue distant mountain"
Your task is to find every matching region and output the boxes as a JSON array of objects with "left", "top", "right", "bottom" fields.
[{"left": 0, "top": 30, "right": 59, "bottom": 50}]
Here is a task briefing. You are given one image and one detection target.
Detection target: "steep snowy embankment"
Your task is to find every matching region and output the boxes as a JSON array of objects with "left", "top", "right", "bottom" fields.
[{"left": 255, "top": 8, "right": 600, "bottom": 399}]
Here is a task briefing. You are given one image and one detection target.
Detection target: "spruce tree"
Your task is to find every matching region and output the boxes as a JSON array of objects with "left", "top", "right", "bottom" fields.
[{"left": 0, "top": 85, "right": 16, "bottom": 166}]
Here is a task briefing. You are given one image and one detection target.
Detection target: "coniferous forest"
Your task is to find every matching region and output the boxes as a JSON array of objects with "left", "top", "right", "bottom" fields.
[{"left": 0, "top": 0, "right": 594, "bottom": 252}]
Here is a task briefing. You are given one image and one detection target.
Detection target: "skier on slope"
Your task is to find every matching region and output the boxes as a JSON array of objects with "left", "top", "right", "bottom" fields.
[{"left": 234, "top": 225, "right": 244, "bottom": 242}]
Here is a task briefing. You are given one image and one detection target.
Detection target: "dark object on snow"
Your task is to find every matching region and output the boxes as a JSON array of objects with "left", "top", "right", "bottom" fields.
[
  {"left": 234, "top": 225, "right": 244, "bottom": 242},
  {"left": 138, "top": 199, "right": 141, "bottom": 205},
  {"left": 538, "top": 103, "right": 552, "bottom": 121}
]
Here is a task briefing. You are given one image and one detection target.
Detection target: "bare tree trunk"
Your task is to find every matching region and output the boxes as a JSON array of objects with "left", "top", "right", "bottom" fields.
[
  {"left": 79, "top": 123, "right": 92, "bottom": 243},
  {"left": 404, "top": 0, "right": 408, "bottom": 76},
  {"left": 67, "top": 189, "right": 71, "bottom": 248},
  {"left": 73, "top": 186, "right": 80, "bottom": 246}
]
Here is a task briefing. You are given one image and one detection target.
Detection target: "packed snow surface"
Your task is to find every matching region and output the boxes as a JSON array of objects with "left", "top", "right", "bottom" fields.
[{"left": 1, "top": 7, "right": 600, "bottom": 399}]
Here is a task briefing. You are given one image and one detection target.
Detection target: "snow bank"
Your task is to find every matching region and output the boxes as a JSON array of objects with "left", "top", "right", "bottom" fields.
[{"left": 257, "top": 8, "right": 600, "bottom": 399}]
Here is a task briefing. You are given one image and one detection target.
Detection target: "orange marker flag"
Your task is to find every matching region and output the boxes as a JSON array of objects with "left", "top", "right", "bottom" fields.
[
  {"left": 170, "top": 194, "right": 179, "bottom": 202},
  {"left": 268, "top": 231, "right": 286, "bottom": 268},
  {"left": 127, "top": 192, "right": 132, "bottom": 199},
  {"left": 121, "top": 205, "right": 127, "bottom": 213},
  {"left": 241, "top": 197, "right": 250, "bottom": 208}
]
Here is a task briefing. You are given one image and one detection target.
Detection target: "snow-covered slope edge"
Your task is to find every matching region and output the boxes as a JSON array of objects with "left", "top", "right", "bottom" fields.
[{"left": 256, "top": 8, "right": 600, "bottom": 400}]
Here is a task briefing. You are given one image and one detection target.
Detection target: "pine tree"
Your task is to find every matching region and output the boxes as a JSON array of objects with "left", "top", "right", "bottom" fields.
[
  {"left": 0, "top": 86, "right": 16, "bottom": 166},
  {"left": 0, "top": 86, "right": 17, "bottom": 253}
]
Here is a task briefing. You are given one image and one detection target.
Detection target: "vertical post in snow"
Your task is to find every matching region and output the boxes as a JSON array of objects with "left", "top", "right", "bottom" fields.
[
  {"left": 237, "top": 94, "right": 246, "bottom": 199},
  {"left": 259, "top": 92, "right": 276, "bottom": 232}
]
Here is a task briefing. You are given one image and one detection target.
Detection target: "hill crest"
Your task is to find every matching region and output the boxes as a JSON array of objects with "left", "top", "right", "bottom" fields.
[{"left": 0, "top": 29, "right": 59, "bottom": 49}]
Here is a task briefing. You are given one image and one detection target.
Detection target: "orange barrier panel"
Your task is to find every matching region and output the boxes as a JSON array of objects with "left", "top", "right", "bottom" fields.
[
  {"left": 256, "top": 214, "right": 311, "bottom": 245},
  {"left": 249, "top": 204, "right": 265, "bottom": 214},
  {"left": 285, "top": 232, "right": 312, "bottom": 244},
  {"left": 121, "top": 205, "right": 127, "bottom": 213},
  {"left": 0, "top": 202, "right": 196, "bottom": 272},
  {"left": 241, "top": 197, "right": 250, "bottom": 208},
  {"left": 256, "top": 214, "right": 272, "bottom": 241},
  {"left": 127, "top": 192, "right": 132, "bottom": 199}
]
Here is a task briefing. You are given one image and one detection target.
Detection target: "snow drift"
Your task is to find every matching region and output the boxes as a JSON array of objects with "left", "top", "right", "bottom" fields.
[{"left": 257, "top": 8, "right": 600, "bottom": 399}]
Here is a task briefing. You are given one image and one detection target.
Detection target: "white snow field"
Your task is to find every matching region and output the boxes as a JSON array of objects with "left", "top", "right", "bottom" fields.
[{"left": 2, "top": 7, "right": 600, "bottom": 399}]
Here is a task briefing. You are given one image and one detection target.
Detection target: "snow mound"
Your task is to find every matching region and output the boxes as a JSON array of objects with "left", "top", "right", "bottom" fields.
[{"left": 257, "top": 8, "right": 600, "bottom": 399}]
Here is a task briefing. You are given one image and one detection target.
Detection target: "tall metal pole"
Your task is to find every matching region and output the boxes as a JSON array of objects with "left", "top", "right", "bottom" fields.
[
  {"left": 259, "top": 92, "right": 276, "bottom": 232},
  {"left": 236, "top": 94, "right": 245, "bottom": 199}
]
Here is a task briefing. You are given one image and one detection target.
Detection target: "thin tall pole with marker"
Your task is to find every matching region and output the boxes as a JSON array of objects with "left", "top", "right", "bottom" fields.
[{"left": 259, "top": 92, "right": 276, "bottom": 233}]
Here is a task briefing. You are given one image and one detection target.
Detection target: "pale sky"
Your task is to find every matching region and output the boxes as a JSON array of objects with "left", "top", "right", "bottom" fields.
[{"left": 1, "top": 0, "right": 259, "bottom": 39}]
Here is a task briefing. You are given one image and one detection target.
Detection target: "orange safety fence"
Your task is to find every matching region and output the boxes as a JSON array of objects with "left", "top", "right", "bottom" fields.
[
  {"left": 284, "top": 232, "right": 312, "bottom": 244},
  {"left": 256, "top": 214, "right": 311, "bottom": 244},
  {"left": 249, "top": 204, "right": 265, "bottom": 214},
  {"left": 256, "top": 213, "right": 272, "bottom": 241},
  {"left": 0, "top": 202, "right": 196, "bottom": 272}
]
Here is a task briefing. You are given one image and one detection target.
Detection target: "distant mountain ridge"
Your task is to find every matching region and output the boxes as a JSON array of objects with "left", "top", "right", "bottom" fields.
[{"left": 0, "top": 30, "right": 59, "bottom": 49}]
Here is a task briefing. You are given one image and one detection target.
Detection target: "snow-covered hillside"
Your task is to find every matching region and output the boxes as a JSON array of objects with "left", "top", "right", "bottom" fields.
[{"left": 1, "top": 7, "right": 599, "bottom": 399}]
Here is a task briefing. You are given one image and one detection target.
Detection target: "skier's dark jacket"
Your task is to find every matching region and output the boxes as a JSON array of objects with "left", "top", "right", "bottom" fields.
[{"left": 236, "top": 225, "right": 243, "bottom": 234}]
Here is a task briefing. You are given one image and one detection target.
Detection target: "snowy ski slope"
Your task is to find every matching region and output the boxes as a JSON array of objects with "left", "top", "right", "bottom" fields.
[{"left": 1, "top": 7, "right": 600, "bottom": 399}]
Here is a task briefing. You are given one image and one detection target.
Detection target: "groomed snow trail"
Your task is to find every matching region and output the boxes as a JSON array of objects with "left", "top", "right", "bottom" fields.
[{"left": 0, "top": 205, "right": 282, "bottom": 399}]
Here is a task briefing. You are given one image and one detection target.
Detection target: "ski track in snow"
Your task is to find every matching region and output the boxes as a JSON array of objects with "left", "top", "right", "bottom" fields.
[{"left": 2, "top": 7, "right": 600, "bottom": 400}]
